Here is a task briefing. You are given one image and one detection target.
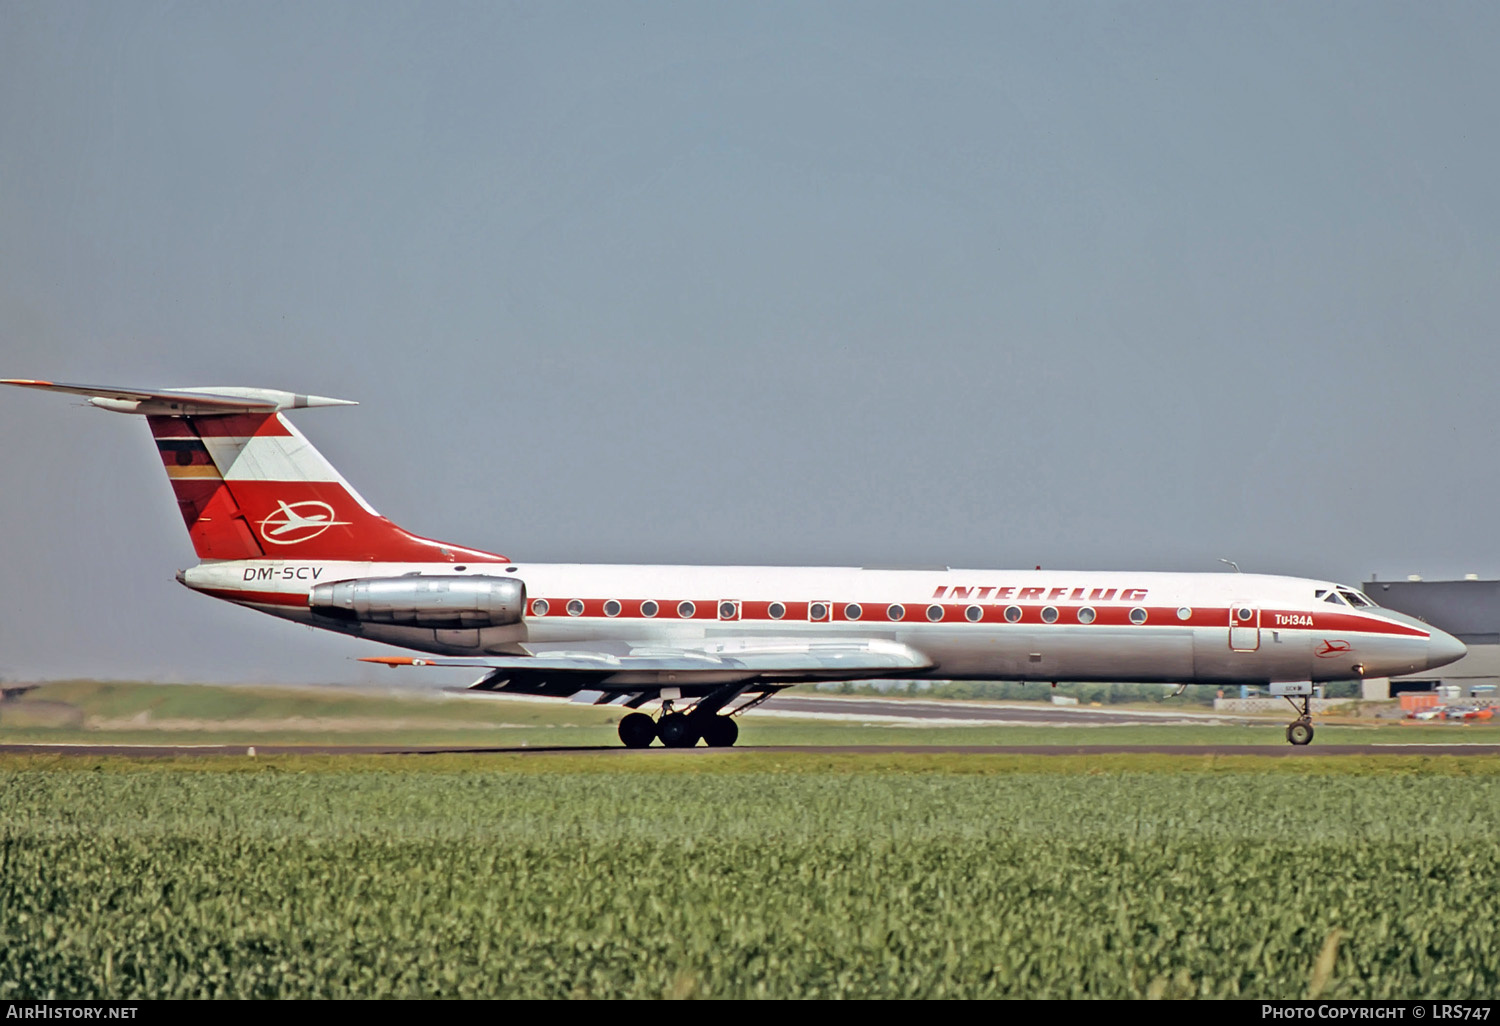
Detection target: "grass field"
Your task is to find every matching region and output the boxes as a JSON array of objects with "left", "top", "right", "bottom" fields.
[
  {"left": 4, "top": 679, "right": 1498, "bottom": 748},
  {"left": 2, "top": 751, "right": 1498, "bottom": 999}
]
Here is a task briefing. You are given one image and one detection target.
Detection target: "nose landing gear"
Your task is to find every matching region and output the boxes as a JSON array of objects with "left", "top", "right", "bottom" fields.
[
  {"left": 1286, "top": 718, "right": 1314, "bottom": 746},
  {"left": 1283, "top": 693, "right": 1315, "bottom": 746}
]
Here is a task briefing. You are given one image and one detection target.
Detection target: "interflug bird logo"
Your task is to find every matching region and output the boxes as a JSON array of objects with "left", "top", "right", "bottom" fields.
[
  {"left": 1316, "top": 639, "right": 1353, "bottom": 658},
  {"left": 257, "top": 499, "right": 350, "bottom": 545}
]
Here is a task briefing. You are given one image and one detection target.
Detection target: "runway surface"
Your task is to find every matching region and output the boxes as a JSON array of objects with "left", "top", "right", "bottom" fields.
[
  {"left": 751, "top": 694, "right": 1256, "bottom": 725},
  {"left": 4, "top": 742, "right": 1499, "bottom": 757}
]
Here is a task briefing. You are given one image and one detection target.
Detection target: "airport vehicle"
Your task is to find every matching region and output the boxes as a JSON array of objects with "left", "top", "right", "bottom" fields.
[{"left": 3, "top": 379, "right": 1468, "bottom": 747}]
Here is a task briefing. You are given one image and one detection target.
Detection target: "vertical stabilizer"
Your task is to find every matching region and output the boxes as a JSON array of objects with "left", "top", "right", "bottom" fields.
[
  {"left": 149, "top": 415, "right": 266, "bottom": 560},
  {"left": 156, "top": 411, "right": 508, "bottom": 563},
  {"left": 3, "top": 380, "right": 508, "bottom": 564}
]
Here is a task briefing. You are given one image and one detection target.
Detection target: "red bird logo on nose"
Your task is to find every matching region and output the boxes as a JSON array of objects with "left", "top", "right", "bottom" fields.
[{"left": 1316, "top": 639, "right": 1352, "bottom": 658}]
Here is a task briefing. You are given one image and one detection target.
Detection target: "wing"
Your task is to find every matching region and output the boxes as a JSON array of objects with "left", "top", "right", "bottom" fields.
[{"left": 363, "top": 636, "right": 934, "bottom": 699}]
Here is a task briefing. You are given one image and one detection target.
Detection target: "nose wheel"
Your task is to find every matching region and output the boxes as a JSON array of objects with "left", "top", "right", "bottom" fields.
[{"left": 1283, "top": 693, "right": 1315, "bottom": 746}]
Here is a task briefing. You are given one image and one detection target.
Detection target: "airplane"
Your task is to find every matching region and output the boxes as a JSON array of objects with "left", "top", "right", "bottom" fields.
[
  {"left": 262, "top": 499, "right": 348, "bottom": 539},
  {"left": 2, "top": 378, "right": 1467, "bottom": 748}
]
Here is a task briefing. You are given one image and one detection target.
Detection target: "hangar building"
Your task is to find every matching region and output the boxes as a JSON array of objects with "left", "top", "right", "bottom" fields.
[{"left": 1361, "top": 576, "right": 1500, "bottom": 698}]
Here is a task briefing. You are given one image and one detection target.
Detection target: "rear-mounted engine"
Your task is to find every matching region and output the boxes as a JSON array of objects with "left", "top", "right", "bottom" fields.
[{"left": 309, "top": 576, "right": 526, "bottom": 629}]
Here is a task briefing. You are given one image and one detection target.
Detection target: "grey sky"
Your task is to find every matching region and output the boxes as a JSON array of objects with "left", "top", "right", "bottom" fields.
[{"left": 2, "top": 2, "right": 1498, "bottom": 683}]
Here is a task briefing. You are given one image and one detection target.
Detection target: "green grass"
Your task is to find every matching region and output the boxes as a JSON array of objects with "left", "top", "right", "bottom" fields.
[
  {"left": 1, "top": 754, "right": 1497, "bottom": 998},
  {"left": 1, "top": 679, "right": 619, "bottom": 726},
  {"left": 0, "top": 680, "right": 622, "bottom": 746}
]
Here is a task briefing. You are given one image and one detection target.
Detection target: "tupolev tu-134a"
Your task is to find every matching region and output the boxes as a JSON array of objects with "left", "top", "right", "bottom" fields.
[{"left": 4, "top": 379, "right": 1465, "bottom": 748}]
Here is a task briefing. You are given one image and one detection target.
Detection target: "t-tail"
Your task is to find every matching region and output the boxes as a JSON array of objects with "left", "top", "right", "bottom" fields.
[{"left": 1, "top": 380, "right": 507, "bottom": 564}]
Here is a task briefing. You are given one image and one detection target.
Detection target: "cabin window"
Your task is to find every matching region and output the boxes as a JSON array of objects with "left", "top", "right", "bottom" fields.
[
  {"left": 1041, "top": 606, "right": 1059, "bottom": 624},
  {"left": 719, "top": 601, "right": 738, "bottom": 620},
  {"left": 1177, "top": 607, "right": 1192, "bottom": 620},
  {"left": 566, "top": 599, "right": 585, "bottom": 616},
  {"left": 926, "top": 604, "right": 944, "bottom": 622},
  {"left": 1236, "top": 607, "right": 1253, "bottom": 622},
  {"left": 1130, "top": 607, "right": 1148, "bottom": 625},
  {"left": 965, "top": 605, "right": 983, "bottom": 622},
  {"left": 604, "top": 599, "right": 622, "bottom": 618},
  {"left": 887, "top": 604, "right": 905, "bottom": 621},
  {"left": 640, "top": 600, "right": 659, "bottom": 618},
  {"left": 1004, "top": 605, "right": 1022, "bottom": 623},
  {"left": 768, "top": 601, "right": 786, "bottom": 620},
  {"left": 1077, "top": 607, "right": 1096, "bottom": 624},
  {"left": 809, "top": 602, "right": 829, "bottom": 621},
  {"left": 531, "top": 598, "right": 550, "bottom": 617},
  {"left": 677, "top": 600, "right": 696, "bottom": 618},
  {"left": 844, "top": 603, "right": 863, "bottom": 621}
]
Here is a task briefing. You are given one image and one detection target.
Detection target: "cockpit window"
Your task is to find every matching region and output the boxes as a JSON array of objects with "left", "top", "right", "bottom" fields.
[
  {"left": 1319, "top": 590, "right": 1347, "bottom": 606},
  {"left": 1338, "top": 588, "right": 1375, "bottom": 608}
]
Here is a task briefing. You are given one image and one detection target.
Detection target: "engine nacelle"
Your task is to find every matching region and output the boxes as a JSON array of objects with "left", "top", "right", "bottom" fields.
[{"left": 309, "top": 576, "right": 526, "bottom": 629}]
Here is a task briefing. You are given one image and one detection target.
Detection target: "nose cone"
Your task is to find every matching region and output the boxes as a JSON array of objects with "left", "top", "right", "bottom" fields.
[{"left": 1427, "top": 629, "right": 1467, "bottom": 671}]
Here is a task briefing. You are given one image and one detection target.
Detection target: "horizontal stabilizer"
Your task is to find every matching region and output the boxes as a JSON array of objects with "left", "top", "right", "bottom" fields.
[{"left": 1, "top": 379, "right": 356, "bottom": 416}]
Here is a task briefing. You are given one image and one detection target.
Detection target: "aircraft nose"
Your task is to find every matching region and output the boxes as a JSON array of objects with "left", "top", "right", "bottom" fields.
[{"left": 1427, "top": 629, "right": 1467, "bottom": 671}]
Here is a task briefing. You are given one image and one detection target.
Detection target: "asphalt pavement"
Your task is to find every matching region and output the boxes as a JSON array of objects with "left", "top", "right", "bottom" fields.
[
  {"left": 4, "top": 742, "right": 1497, "bottom": 757},
  {"left": 752, "top": 693, "right": 1253, "bottom": 725}
]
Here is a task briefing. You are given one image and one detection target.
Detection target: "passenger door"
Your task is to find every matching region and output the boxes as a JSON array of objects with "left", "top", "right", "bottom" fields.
[{"left": 1229, "top": 604, "right": 1260, "bottom": 652}]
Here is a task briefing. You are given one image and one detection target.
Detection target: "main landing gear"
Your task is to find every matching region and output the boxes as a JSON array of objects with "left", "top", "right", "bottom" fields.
[
  {"left": 616, "top": 693, "right": 745, "bottom": 749},
  {"left": 616, "top": 708, "right": 739, "bottom": 748},
  {"left": 1283, "top": 693, "right": 1315, "bottom": 746}
]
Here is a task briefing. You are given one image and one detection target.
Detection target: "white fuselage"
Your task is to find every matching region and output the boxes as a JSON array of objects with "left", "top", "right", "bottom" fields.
[{"left": 179, "top": 561, "right": 1459, "bottom": 685}]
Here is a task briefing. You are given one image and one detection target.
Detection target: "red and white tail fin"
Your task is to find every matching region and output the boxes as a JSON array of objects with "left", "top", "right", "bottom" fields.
[{"left": 3, "top": 380, "right": 508, "bottom": 565}]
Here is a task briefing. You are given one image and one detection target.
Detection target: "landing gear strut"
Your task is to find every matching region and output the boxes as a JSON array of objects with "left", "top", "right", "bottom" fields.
[{"left": 1283, "top": 693, "right": 1314, "bottom": 746}]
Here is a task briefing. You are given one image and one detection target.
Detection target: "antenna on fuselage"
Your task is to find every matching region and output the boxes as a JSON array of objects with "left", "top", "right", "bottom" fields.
[{"left": 1219, "top": 559, "right": 1241, "bottom": 573}]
